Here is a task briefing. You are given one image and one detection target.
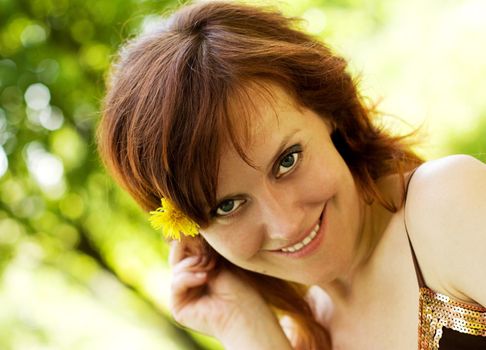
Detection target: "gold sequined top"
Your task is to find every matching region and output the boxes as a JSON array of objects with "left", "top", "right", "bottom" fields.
[
  {"left": 405, "top": 170, "right": 486, "bottom": 349},
  {"left": 417, "top": 286, "right": 486, "bottom": 349}
]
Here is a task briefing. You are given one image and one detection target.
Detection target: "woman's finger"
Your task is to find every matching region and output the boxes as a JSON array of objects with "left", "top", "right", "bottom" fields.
[
  {"left": 170, "top": 270, "right": 208, "bottom": 315},
  {"left": 169, "top": 240, "right": 187, "bottom": 266},
  {"left": 172, "top": 255, "right": 203, "bottom": 273},
  {"left": 171, "top": 270, "right": 207, "bottom": 295},
  {"left": 169, "top": 270, "right": 208, "bottom": 326}
]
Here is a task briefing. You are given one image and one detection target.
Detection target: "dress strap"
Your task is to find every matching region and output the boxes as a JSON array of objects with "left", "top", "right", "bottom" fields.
[{"left": 404, "top": 168, "right": 427, "bottom": 289}]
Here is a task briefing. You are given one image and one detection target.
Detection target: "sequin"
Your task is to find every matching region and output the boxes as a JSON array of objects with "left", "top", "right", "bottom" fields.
[{"left": 418, "top": 287, "right": 486, "bottom": 349}]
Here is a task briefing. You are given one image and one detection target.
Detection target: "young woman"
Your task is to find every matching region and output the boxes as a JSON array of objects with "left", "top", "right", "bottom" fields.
[{"left": 98, "top": 1, "right": 486, "bottom": 349}]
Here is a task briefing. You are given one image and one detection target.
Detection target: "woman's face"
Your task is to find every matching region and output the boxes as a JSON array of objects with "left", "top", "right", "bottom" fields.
[{"left": 200, "top": 84, "right": 363, "bottom": 286}]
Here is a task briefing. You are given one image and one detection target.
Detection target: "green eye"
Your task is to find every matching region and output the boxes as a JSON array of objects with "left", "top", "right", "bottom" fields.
[
  {"left": 281, "top": 153, "right": 296, "bottom": 168},
  {"left": 215, "top": 199, "right": 245, "bottom": 216},
  {"left": 276, "top": 146, "right": 301, "bottom": 177},
  {"left": 219, "top": 200, "right": 234, "bottom": 213}
]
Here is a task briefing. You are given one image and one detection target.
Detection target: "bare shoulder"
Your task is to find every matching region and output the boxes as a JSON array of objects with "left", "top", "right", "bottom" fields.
[
  {"left": 405, "top": 154, "right": 486, "bottom": 304},
  {"left": 406, "top": 155, "right": 486, "bottom": 227}
]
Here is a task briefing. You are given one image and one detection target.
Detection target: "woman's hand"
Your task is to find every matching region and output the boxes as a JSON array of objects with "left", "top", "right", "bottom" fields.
[
  {"left": 169, "top": 240, "right": 241, "bottom": 336},
  {"left": 168, "top": 239, "right": 293, "bottom": 349}
]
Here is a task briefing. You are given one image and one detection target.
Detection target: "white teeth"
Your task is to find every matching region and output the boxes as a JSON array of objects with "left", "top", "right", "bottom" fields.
[
  {"left": 302, "top": 235, "right": 312, "bottom": 245},
  {"left": 280, "top": 222, "right": 320, "bottom": 253}
]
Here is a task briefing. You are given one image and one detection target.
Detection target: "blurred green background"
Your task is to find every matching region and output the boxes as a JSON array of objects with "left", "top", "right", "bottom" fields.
[{"left": 0, "top": 0, "right": 485, "bottom": 349}]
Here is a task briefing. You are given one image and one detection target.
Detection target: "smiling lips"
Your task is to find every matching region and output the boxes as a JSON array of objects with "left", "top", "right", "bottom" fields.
[{"left": 279, "top": 221, "right": 320, "bottom": 253}]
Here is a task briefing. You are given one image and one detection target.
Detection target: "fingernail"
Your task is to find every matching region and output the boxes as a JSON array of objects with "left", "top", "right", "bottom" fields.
[
  {"left": 188, "top": 256, "right": 201, "bottom": 264},
  {"left": 195, "top": 272, "right": 206, "bottom": 278}
]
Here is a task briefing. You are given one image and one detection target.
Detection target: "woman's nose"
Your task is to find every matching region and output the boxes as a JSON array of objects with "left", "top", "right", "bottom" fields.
[{"left": 258, "top": 183, "right": 304, "bottom": 240}]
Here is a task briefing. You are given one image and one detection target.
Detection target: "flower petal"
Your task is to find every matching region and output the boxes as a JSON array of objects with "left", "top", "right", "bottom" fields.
[{"left": 148, "top": 198, "right": 199, "bottom": 240}]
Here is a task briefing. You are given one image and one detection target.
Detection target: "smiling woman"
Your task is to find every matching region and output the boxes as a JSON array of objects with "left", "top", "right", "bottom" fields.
[
  {"left": 201, "top": 83, "right": 360, "bottom": 287},
  {"left": 97, "top": 1, "right": 486, "bottom": 349}
]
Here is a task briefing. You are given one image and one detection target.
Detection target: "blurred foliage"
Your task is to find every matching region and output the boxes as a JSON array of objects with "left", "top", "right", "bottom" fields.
[
  {"left": 0, "top": 0, "right": 218, "bottom": 349},
  {"left": 0, "top": 0, "right": 485, "bottom": 349}
]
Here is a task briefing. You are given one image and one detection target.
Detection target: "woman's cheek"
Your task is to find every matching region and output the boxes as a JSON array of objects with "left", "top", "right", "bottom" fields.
[{"left": 200, "top": 223, "right": 261, "bottom": 262}]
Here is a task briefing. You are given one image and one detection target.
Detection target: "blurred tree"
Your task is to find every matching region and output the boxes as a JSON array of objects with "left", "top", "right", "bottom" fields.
[{"left": 0, "top": 0, "right": 217, "bottom": 348}]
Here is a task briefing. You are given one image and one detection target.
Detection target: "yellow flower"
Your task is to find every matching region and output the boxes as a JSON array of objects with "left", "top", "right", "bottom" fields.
[{"left": 149, "top": 198, "right": 200, "bottom": 240}]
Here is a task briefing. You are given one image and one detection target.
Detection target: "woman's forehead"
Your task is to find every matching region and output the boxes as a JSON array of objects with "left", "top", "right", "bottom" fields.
[
  {"left": 216, "top": 84, "right": 307, "bottom": 191},
  {"left": 225, "top": 81, "right": 303, "bottom": 147}
]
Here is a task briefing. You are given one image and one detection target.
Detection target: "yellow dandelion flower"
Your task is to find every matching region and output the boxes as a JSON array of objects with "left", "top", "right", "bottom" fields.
[{"left": 149, "top": 198, "right": 200, "bottom": 240}]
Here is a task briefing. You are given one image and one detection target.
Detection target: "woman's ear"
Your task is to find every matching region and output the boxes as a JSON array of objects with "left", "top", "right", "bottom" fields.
[
  {"left": 179, "top": 235, "right": 207, "bottom": 257},
  {"left": 176, "top": 235, "right": 219, "bottom": 272}
]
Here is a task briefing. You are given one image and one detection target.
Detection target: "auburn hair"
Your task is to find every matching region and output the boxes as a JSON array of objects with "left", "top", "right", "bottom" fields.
[{"left": 98, "top": 1, "right": 422, "bottom": 348}]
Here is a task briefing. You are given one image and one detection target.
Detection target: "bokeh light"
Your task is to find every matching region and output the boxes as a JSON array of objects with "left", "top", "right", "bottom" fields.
[
  {"left": 25, "top": 142, "right": 65, "bottom": 198},
  {"left": 24, "top": 83, "right": 50, "bottom": 110},
  {"left": 0, "top": 146, "right": 8, "bottom": 178}
]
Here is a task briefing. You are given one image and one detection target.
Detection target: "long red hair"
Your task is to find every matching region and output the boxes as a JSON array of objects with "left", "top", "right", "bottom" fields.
[{"left": 98, "top": 1, "right": 422, "bottom": 348}]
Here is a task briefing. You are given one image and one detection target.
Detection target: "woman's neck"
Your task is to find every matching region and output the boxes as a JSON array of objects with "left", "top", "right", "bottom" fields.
[{"left": 318, "top": 173, "right": 405, "bottom": 303}]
